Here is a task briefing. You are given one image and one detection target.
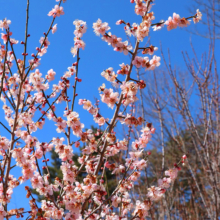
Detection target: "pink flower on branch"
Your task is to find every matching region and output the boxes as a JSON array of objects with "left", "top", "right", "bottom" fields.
[
  {"left": 52, "top": 24, "right": 57, "bottom": 34},
  {"left": 0, "top": 18, "right": 11, "bottom": 30},
  {"left": 193, "top": 9, "right": 202, "bottom": 23},
  {"left": 48, "top": 5, "right": 64, "bottom": 18},
  {"left": 93, "top": 19, "right": 110, "bottom": 36}
]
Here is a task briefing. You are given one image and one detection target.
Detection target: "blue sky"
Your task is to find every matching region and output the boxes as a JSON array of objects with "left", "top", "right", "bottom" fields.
[{"left": 0, "top": 0, "right": 218, "bottom": 216}]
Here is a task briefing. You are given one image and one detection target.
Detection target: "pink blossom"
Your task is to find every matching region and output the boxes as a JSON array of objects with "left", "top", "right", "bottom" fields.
[
  {"left": 97, "top": 117, "right": 106, "bottom": 126},
  {"left": 117, "top": 63, "right": 130, "bottom": 75},
  {"left": 0, "top": 136, "right": 10, "bottom": 151},
  {"left": 133, "top": 200, "right": 149, "bottom": 218},
  {"left": 165, "top": 16, "right": 178, "bottom": 31},
  {"left": 93, "top": 19, "right": 110, "bottom": 36},
  {"left": 149, "top": 55, "right": 161, "bottom": 70},
  {"left": 135, "top": 1, "right": 148, "bottom": 16},
  {"left": 0, "top": 205, "right": 6, "bottom": 218},
  {"left": 9, "top": 38, "right": 19, "bottom": 44},
  {"left": 52, "top": 24, "right": 57, "bottom": 34},
  {"left": 100, "top": 88, "right": 119, "bottom": 109},
  {"left": 73, "top": 20, "right": 87, "bottom": 38},
  {"left": 136, "top": 21, "right": 151, "bottom": 41},
  {"left": 173, "top": 13, "right": 181, "bottom": 25},
  {"left": 39, "top": 37, "right": 50, "bottom": 47},
  {"left": 75, "top": 141, "right": 80, "bottom": 148},
  {"left": 142, "top": 45, "right": 158, "bottom": 55},
  {"left": 38, "top": 47, "right": 47, "bottom": 56},
  {"left": 46, "top": 69, "right": 56, "bottom": 82},
  {"left": 152, "top": 23, "right": 164, "bottom": 31},
  {"left": 0, "top": 18, "right": 11, "bottom": 30},
  {"left": 48, "top": 5, "right": 64, "bottom": 18},
  {"left": 73, "top": 38, "right": 85, "bottom": 50},
  {"left": 34, "top": 148, "right": 43, "bottom": 159},
  {"left": 165, "top": 167, "right": 179, "bottom": 181},
  {"left": 101, "top": 67, "right": 117, "bottom": 82},
  {"left": 1, "top": 32, "right": 12, "bottom": 44},
  {"left": 55, "top": 117, "right": 67, "bottom": 133},
  {"left": 158, "top": 177, "right": 171, "bottom": 189},
  {"left": 132, "top": 56, "right": 144, "bottom": 68},
  {"left": 147, "top": 186, "right": 166, "bottom": 201},
  {"left": 111, "top": 195, "right": 121, "bottom": 207},
  {"left": 193, "top": 9, "right": 202, "bottom": 23},
  {"left": 178, "top": 17, "right": 190, "bottom": 28}
]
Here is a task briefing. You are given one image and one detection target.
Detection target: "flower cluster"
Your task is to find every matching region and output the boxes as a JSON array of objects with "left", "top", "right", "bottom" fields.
[
  {"left": 71, "top": 20, "right": 87, "bottom": 57},
  {"left": 93, "top": 19, "right": 133, "bottom": 55},
  {"left": 121, "top": 81, "right": 139, "bottom": 106},
  {"left": 133, "top": 0, "right": 152, "bottom": 16},
  {"left": 132, "top": 55, "right": 161, "bottom": 70},
  {"left": 0, "top": 0, "right": 202, "bottom": 219},
  {"left": 0, "top": 18, "right": 11, "bottom": 30},
  {"left": 165, "top": 13, "right": 190, "bottom": 31},
  {"left": 193, "top": 9, "right": 202, "bottom": 23},
  {"left": 79, "top": 99, "right": 107, "bottom": 126},
  {"left": 48, "top": 5, "right": 64, "bottom": 18},
  {"left": 117, "top": 63, "right": 130, "bottom": 75},
  {"left": 64, "top": 111, "right": 84, "bottom": 137},
  {"left": 153, "top": 9, "right": 202, "bottom": 31},
  {"left": 123, "top": 113, "right": 144, "bottom": 127},
  {"left": 100, "top": 87, "right": 119, "bottom": 109},
  {"left": 131, "top": 166, "right": 179, "bottom": 218},
  {"left": 101, "top": 67, "right": 117, "bottom": 84}
]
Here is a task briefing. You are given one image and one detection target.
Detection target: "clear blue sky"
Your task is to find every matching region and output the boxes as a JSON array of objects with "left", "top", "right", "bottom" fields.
[{"left": 0, "top": 0, "right": 218, "bottom": 216}]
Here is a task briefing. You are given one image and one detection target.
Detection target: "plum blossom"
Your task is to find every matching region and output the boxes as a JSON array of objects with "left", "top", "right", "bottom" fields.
[
  {"left": 93, "top": 20, "right": 132, "bottom": 55},
  {"left": 55, "top": 117, "right": 67, "bottom": 133},
  {"left": 38, "top": 47, "right": 47, "bottom": 56},
  {"left": 147, "top": 186, "right": 166, "bottom": 201},
  {"left": 93, "top": 19, "right": 110, "bottom": 36},
  {"left": 116, "top": 20, "right": 124, "bottom": 25},
  {"left": 0, "top": 205, "right": 6, "bottom": 219},
  {"left": 178, "top": 17, "right": 190, "bottom": 28},
  {"left": 134, "top": 0, "right": 148, "bottom": 16},
  {"left": 52, "top": 24, "right": 57, "bottom": 34},
  {"left": 73, "top": 20, "right": 87, "bottom": 38},
  {"left": 165, "top": 16, "right": 178, "bottom": 31},
  {"left": 142, "top": 45, "right": 158, "bottom": 55},
  {"left": 71, "top": 20, "right": 87, "bottom": 57},
  {"left": 165, "top": 167, "right": 179, "bottom": 181},
  {"left": 158, "top": 177, "right": 171, "bottom": 189},
  {"left": 28, "top": 57, "right": 41, "bottom": 70},
  {"left": 46, "top": 69, "right": 56, "bottom": 82},
  {"left": 1, "top": 32, "right": 12, "bottom": 44},
  {"left": 149, "top": 55, "right": 161, "bottom": 70},
  {"left": 9, "top": 38, "right": 19, "bottom": 45},
  {"left": 165, "top": 13, "right": 191, "bottom": 31},
  {"left": 39, "top": 37, "right": 50, "bottom": 47},
  {"left": 152, "top": 22, "right": 164, "bottom": 31},
  {"left": 101, "top": 67, "right": 117, "bottom": 83},
  {"left": 0, "top": 136, "right": 10, "bottom": 152},
  {"left": 133, "top": 200, "right": 149, "bottom": 218},
  {"left": 132, "top": 56, "right": 144, "bottom": 68},
  {"left": 193, "top": 9, "right": 202, "bottom": 23},
  {"left": 0, "top": 1, "right": 200, "bottom": 218},
  {"left": 136, "top": 20, "right": 151, "bottom": 41},
  {"left": 100, "top": 88, "right": 119, "bottom": 109},
  {"left": 0, "top": 18, "right": 11, "bottom": 30},
  {"left": 48, "top": 5, "right": 64, "bottom": 18},
  {"left": 117, "top": 63, "right": 130, "bottom": 75}
]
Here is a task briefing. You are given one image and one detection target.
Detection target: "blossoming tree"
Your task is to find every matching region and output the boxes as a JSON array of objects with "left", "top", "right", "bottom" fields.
[{"left": 0, "top": 0, "right": 202, "bottom": 219}]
